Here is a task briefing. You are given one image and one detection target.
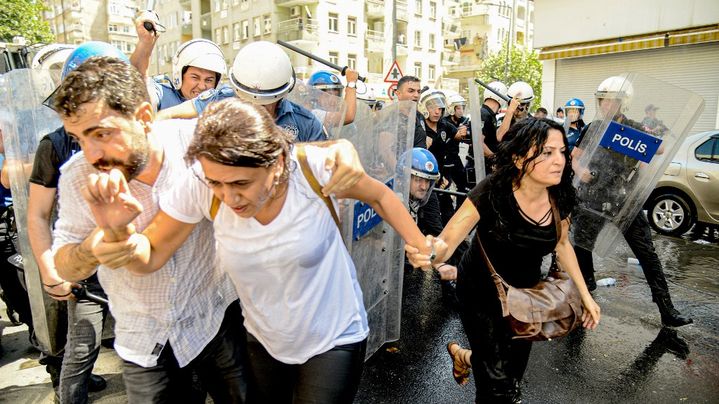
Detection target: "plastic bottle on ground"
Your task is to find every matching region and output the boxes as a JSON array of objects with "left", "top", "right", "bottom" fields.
[{"left": 596, "top": 277, "right": 617, "bottom": 287}]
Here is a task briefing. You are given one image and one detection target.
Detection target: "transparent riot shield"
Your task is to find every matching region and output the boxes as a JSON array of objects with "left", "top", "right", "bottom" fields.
[
  {"left": 0, "top": 69, "right": 66, "bottom": 354},
  {"left": 571, "top": 73, "right": 704, "bottom": 257},
  {"left": 337, "top": 101, "right": 414, "bottom": 360},
  {"left": 467, "top": 79, "right": 487, "bottom": 184},
  {"left": 287, "top": 80, "right": 346, "bottom": 139},
  {"left": 330, "top": 99, "right": 374, "bottom": 141}
]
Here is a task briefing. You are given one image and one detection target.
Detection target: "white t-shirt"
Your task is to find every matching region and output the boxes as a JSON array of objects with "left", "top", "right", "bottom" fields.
[{"left": 160, "top": 145, "right": 369, "bottom": 364}]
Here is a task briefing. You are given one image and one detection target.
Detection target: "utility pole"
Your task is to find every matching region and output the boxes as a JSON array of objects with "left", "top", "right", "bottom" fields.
[
  {"left": 504, "top": 0, "right": 517, "bottom": 81},
  {"left": 392, "top": 0, "right": 397, "bottom": 63}
]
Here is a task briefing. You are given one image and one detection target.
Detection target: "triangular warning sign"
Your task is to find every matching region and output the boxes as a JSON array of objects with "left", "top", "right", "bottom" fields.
[{"left": 383, "top": 60, "right": 404, "bottom": 83}]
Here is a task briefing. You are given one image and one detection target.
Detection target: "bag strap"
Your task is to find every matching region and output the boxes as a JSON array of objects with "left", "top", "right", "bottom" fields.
[
  {"left": 296, "top": 145, "right": 341, "bottom": 230},
  {"left": 210, "top": 195, "right": 221, "bottom": 221},
  {"left": 478, "top": 194, "right": 562, "bottom": 317}
]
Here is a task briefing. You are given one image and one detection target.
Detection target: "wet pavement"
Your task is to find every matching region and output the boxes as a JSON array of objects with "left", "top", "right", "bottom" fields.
[
  {"left": 356, "top": 232, "right": 719, "bottom": 403},
  {"left": 1, "top": 230, "right": 718, "bottom": 403}
]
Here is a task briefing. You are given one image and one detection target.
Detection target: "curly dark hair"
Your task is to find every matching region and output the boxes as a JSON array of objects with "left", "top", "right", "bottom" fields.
[
  {"left": 53, "top": 56, "right": 149, "bottom": 118},
  {"left": 487, "top": 117, "right": 577, "bottom": 237},
  {"left": 186, "top": 97, "right": 293, "bottom": 183}
]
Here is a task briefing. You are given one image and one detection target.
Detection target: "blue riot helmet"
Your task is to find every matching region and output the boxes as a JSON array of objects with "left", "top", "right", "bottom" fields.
[
  {"left": 403, "top": 147, "right": 440, "bottom": 209},
  {"left": 564, "top": 98, "right": 585, "bottom": 123},
  {"left": 45, "top": 41, "right": 129, "bottom": 109},
  {"left": 308, "top": 70, "right": 343, "bottom": 96},
  {"left": 61, "top": 41, "right": 129, "bottom": 80}
]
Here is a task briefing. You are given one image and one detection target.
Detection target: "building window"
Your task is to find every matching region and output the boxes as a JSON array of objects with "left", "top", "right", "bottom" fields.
[
  {"left": 414, "top": 31, "right": 422, "bottom": 49},
  {"left": 347, "top": 54, "right": 356, "bottom": 70},
  {"left": 429, "top": 33, "right": 435, "bottom": 50},
  {"left": 328, "top": 13, "right": 339, "bottom": 33},
  {"left": 414, "top": 62, "right": 421, "bottom": 77},
  {"left": 242, "top": 20, "right": 249, "bottom": 40},
  {"left": 232, "top": 0, "right": 239, "bottom": 5},
  {"left": 263, "top": 15, "right": 272, "bottom": 34},
  {"left": 253, "top": 17, "right": 261, "bottom": 37},
  {"left": 213, "top": 0, "right": 220, "bottom": 12},
  {"left": 415, "top": 0, "right": 422, "bottom": 16},
  {"left": 108, "top": 24, "right": 118, "bottom": 32},
  {"left": 328, "top": 51, "right": 339, "bottom": 66},
  {"left": 347, "top": 17, "right": 356, "bottom": 36},
  {"left": 215, "top": 28, "right": 221, "bottom": 43},
  {"left": 428, "top": 64, "right": 435, "bottom": 80},
  {"left": 233, "top": 22, "right": 240, "bottom": 41},
  {"left": 429, "top": 1, "right": 436, "bottom": 19},
  {"left": 222, "top": 26, "right": 229, "bottom": 44}
]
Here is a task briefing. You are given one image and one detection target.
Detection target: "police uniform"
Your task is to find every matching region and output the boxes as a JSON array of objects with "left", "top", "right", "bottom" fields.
[
  {"left": 193, "top": 85, "right": 325, "bottom": 142},
  {"left": 565, "top": 119, "right": 585, "bottom": 152},
  {"left": 150, "top": 77, "right": 186, "bottom": 111},
  {"left": 427, "top": 117, "right": 466, "bottom": 223}
]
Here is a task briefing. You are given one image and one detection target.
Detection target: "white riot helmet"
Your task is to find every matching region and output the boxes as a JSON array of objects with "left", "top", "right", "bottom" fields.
[
  {"left": 31, "top": 44, "right": 76, "bottom": 71},
  {"left": 230, "top": 41, "right": 296, "bottom": 105},
  {"left": 171, "top": 39, "right": 226, "bottom": 90},
  {"left": 483, "top": 81, "right": 508, "bottom": 106},
  {"left": 595, "top": 75, "right": 633, "bottom": 102},
  {"left": 418, "top": 89, "right": 447, "bottom": 119},
  {"left": 507, "top": 81, "right": 534, "bottom": 105},
  {"left": 446, "top": 94, "right": 467, "bottom": 116}
]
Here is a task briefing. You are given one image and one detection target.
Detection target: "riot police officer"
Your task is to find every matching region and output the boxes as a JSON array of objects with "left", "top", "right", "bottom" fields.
[
  {"left": 132, "top": 11, "right": 226, "bottom": 111},
  {"left": 497, "top": 81, "right": 534, "bottom": 142},
  {"left": 564, "top": 97, "right": 586, "bottom": 151},
  {"left": 308, "top": 70, "right": 359, "bottom": 125},
  {"left": 572, "top": 76, "right": 692, "bottom": 327}
]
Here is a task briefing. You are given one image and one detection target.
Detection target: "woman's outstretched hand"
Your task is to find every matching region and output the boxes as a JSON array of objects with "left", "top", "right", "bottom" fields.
[
  {"left": 405, "top": 235, "right": 448, "bottom": 270},
  {"left": 581, "top": 295, "right": 601, "bottom": 330}
]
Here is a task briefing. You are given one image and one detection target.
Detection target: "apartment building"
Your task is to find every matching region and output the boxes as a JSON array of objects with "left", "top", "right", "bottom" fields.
[
  {"left": 443, "top": 0, "right": 534, "bottom": 94},
  {"left": 43, "top": 0, "right": 139, "bottom": 54}
]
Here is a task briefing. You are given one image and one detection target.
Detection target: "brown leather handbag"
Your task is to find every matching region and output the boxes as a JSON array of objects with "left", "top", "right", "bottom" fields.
[{"left": 478, "top": 198, "right": 584, "bottom": 341}]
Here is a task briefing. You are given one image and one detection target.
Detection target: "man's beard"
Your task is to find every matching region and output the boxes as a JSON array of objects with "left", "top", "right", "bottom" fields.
[{"left": 93, "top": 142, "right": 149, "bottom": 181}]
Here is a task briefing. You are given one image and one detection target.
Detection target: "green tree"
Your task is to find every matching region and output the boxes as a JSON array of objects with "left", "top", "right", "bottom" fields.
[
  {"left": 0, "top": 0, "right": 54, "bottom": 45},
  {"left": 477, "top": 45, "right": 543, "bottom": 111}
]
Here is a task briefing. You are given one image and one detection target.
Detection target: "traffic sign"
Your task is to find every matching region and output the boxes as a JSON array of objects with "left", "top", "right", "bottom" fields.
[
  {"left": 387, "top": 83, "right": 398, "bottom": 100},
  {"left": 383, "top": 60, "right": 403, "bottom": 83}
]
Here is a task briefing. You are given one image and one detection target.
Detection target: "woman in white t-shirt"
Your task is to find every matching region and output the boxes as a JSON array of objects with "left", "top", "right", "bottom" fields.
[{"left": 83, "top": 98, "right": 431, "bottom": 402}]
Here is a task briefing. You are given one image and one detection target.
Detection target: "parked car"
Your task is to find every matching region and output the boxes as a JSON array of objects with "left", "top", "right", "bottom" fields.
[{"left": 645, "top": 130, "right": 719, "bottom": 236}]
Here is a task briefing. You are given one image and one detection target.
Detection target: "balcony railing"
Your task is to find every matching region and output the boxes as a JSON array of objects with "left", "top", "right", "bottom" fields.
[
  {"left": 366, "top": 29, "right": 384, "bottom": 52},
  {"left": 366, "top": 0, "right": 384, "bottom": 18},
  {"left": 277, "top": 17, "right": 318, "bottom": 42}
]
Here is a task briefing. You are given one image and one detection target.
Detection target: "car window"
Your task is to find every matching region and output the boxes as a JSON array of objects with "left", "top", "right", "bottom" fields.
[{"left": 695, "top": 138, "right": 719, "bottom": 163}]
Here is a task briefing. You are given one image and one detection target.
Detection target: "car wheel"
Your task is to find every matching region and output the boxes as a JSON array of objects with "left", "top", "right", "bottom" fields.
[{"left": 648, "top": 193, "right": 695, "bottom": 236}]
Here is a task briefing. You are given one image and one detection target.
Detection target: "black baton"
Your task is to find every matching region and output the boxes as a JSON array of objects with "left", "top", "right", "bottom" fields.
[
  {"left": 474, "top": 79, "right": 511, "bottom": 103},
  {"left": 72, "top": 286, "right": 109, "bottom": 306},
  {"left": 433, "top": 188, "right": 467, "bottom": 197},
  {"left": 278, "top": 40, "right": 366, "bottom": 82}
]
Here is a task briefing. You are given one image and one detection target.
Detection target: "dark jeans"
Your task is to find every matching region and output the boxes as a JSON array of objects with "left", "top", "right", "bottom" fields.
[
  {"left": 122, "top": 300, "right": 248, "bottom": 404},
  {"left": 574, "top": 212, "right": 670, "bottom": 298},
  {"left": 457, "top": 297, "right": 531, "bottom": 403},
  {"left": 246, "top": 334, "right": 366, "bottom": 403},
  {"left": 59, "top": 275, "right": 108, "bottom": 403}
]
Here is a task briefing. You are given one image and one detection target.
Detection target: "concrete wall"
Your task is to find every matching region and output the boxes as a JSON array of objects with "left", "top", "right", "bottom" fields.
[{"left": 534, "top": 0, "right": 719, "bottom": 48}]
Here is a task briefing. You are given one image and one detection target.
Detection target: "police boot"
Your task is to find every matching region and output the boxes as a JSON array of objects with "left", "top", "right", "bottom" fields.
[
  {"left": 655, "top": 295, "right": 693, "bottom": 327},
  {"left": 88, "top": 374, "right": 107, "bottom": 392}
]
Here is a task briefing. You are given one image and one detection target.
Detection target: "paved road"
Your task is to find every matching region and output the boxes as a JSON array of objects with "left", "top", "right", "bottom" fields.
[{"left": 1, "top": 232, "right": 717, "bottom": 403}]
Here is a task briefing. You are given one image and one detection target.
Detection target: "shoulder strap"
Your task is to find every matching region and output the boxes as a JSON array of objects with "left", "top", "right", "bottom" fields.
[
  {"left": 296, "top": 145, "right": 341, "bottom": 230},
  {"left": 477, "top": 234, "right": 511, "bottom": 317},
  {"left": 550, "top": 195, "right": 561, "bottom": 244},
  {"left": 210, "top": 195, "right": 221, "bottom": 220}
]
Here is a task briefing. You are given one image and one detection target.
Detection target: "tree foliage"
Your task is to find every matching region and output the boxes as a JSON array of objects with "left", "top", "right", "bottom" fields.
[
  {"left": 0, "top": 0, "right": 54, "bottom": 45},
  {"left": 477, "top": 45, "right": 543, "bottom": 111}
]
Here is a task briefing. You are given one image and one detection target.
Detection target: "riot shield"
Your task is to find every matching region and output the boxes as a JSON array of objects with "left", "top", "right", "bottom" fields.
[
  {"left": 467, "top": 79, "right": 487, "bottom": 184},
  {"left": 330, "top": 99, "right": 374, "bottom": 141},
  {"left": 571, "top": 73, "right": 704, "bottom": 257},
  {"left": 337, "top": 101, "right": 414, "bottom": 360},
  {"left": 287, "top": 80, "right": 346, "bottom": 139},
  {"left": 0, "top": 69, "right": 66, "bottom": 354}
]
